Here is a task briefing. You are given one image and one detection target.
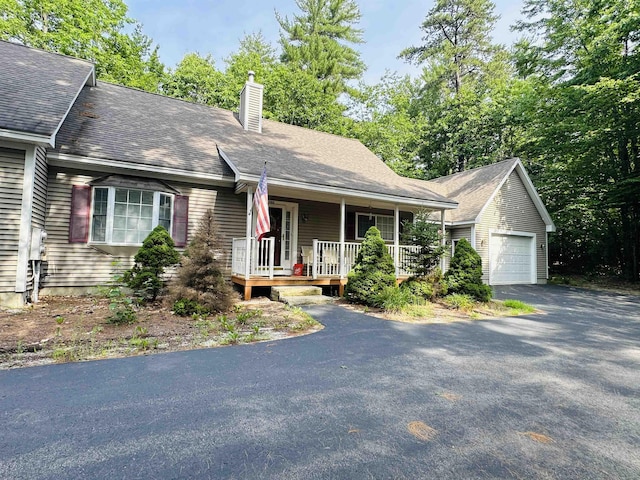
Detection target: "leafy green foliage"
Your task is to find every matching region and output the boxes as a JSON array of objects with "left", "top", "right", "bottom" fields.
[
  {"left": 169, "top": 209, "right": 237, "bottom": 313},
  {"left": 376, "top": 285, "right": 417, "bottom": 313},
  {"left": 0, "top": 0, "right": 165, "bottom": 92},
  {"left": 123, "top": 226, "right": 181, "bottom": 302},
  {"left": 344, "top": 227, "right": 397, "bottom": 306},
  {"left": 444, "top": 238, "right": 492, "bottom": 302},
  {"left": 401, "top": 268, "right": 448, "bottom": 301},
  {"left": 443, "top": 293, "right": 476, "bottom": 312}
]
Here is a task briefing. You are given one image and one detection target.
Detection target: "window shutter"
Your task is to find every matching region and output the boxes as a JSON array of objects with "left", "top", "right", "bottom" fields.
[
  {"left": 172, "top": 195, "right": 189, "bottom": 247},
  {"left": 69, "top": 185, "right": 91, "bottom": 243}
]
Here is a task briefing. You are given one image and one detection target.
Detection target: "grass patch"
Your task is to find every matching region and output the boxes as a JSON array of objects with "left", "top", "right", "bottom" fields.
[
  {"left": 502, "top": 299, "right": 536, "bottom": 314},
  {"left": 442, "top": 293, "right": 476, "bottom": 313}
]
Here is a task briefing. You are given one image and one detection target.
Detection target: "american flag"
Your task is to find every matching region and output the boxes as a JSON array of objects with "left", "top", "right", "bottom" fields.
[{"left": 253, "top": 165, "right": 270, "bottom": 241}]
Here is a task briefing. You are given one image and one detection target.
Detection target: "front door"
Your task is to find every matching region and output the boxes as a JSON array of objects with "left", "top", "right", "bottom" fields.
[{"left": 257, "top": 201, "right": 298, "bottom": 274}]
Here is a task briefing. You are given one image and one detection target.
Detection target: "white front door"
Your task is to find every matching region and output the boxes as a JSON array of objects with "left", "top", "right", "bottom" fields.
[{"left": 258, "top": 201, "right": 298, "bottom": 274}]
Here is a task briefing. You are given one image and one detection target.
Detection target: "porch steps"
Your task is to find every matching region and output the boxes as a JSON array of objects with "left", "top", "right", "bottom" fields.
[{"left": 271, "top": 286, "right": 335, "bottom": 306}]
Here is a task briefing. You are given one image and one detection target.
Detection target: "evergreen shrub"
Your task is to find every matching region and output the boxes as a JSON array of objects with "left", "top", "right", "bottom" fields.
[
  {"left": 344, "top": 227, "right": 397, "bottom": 306},
  {"left": 170, "top": 209, "right": 237, "bottom": 314},
  {"left": 444, "top": 238, "right": 492, "bottom": 302},
  {"left": 123, "top": 226, "right": 181, "bottom": 302}
]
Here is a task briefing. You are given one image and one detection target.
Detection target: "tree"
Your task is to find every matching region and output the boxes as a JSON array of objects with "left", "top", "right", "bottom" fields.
[
  {"left": 123, "top": 226, "right": 181, "bottom": 302},
  {"left": 513, "top": 0, "right": 640, "bottom": 281},
  {"left": 401, "top": 211, "right": 446, "bottom": 277},
  {"left": 0, "top": 0, "right": 165, "bottom": 92},
  {"left": 277, "top": 0, "right": 365, "bottom": 94},
  {"left": 444, "top": 238, "right": 492, "bottom": 301},
  {"left": 170, "top": 210, "right": 236, "bottom": 314},
  {"left": 163, "top": 53, "right": 224, "bottom": 105},
  {"left": 344, "top": 227, "right": 397, "bottom": 306},
  {"left": 399, "top": 0, "right": 513, "bottom": 176}
]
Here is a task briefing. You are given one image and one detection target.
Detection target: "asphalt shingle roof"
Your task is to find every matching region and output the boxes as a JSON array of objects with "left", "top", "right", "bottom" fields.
[
  {"left": 55, "top": 81, "right": 454, "bottom": 205},
  {"left": 0, "top": 41, "right": 93, "bottom": 137},
  {"left": 420, "top": 159, "right": 519, "bottom": 222}
]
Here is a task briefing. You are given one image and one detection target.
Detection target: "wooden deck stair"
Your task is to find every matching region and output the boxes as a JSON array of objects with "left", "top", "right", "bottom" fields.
[{"left": 270, "top": 286, "right": 335, "bottom": 306}]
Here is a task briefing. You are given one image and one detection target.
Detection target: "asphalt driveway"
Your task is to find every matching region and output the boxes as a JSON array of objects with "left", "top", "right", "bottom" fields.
[{"left": 1, "top": 285, "right": 639, "bottom": 479}]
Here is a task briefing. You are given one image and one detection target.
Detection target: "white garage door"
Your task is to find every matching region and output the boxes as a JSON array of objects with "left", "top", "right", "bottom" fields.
[{"left": 490, "top": 234, "right": 534, "bottom": 285}]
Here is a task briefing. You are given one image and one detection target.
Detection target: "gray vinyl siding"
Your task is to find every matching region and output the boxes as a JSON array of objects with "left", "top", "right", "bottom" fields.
[
  {"left": 0, "top": 148, "right": 25, "bottom": 293},
  {"left": 297, "top": 200, "right": 340, "bottom": 246},
  {"left": 42, "top": 167, "right": 246, "bottom": 289},
  {"left": 476, "top": 170, "right": 547, "bottom": 283}
]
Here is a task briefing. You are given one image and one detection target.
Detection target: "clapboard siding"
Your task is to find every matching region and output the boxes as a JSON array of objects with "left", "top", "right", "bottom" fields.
[
  {"left": 42, "top": 168, "right": 246, "bottom": 288},
  {"left": 0, "top": 148, "right": 24, "bottom": 292},
  {"left": 32, "top": 146, "right": 48, "bottom": 228},
  {"left": 476, "top": 170, "right": 547, "bottom": 283},
  {"left": 297, "top": 200, "right": 341, "bottom": 246}
]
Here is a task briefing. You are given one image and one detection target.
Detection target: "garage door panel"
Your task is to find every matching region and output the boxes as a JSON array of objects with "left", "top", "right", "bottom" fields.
[{"left": 490, "top": 234, "right": 534, "bottom": 285}]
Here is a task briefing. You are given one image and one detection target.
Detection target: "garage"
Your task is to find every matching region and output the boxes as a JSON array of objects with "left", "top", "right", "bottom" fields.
[{"left": 489, "top": 233, "right": 535, "bottom": 285}]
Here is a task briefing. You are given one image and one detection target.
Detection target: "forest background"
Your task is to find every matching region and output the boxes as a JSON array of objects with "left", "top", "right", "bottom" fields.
[{"left": 1, "top": 0, "right": 638, "bottom": 281}]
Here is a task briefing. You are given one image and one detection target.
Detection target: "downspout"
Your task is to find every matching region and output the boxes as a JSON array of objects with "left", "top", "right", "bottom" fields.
[
  {"left": 245, "top": 187, "right": 253, "bottom": 280},
  {"left": 339, "top": 198, "right": 346, "bottom": 279}
]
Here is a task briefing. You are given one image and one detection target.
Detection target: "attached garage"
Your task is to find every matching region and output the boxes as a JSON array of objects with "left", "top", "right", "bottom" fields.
[{"left": 489, "top": 232, "right": 536, "bottom": 285}]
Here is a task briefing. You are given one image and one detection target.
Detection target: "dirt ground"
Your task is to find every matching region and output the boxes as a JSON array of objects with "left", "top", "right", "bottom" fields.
[{"left": 0, "top": 295, "right": 320, "bottom": 369}]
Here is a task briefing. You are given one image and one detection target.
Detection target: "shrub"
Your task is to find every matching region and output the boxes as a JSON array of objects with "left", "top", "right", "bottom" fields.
[
  {"left": 401, "top": 210, "right": 446, "bottom": 277},
  {"left": 172, "top": 298, "right": 209, "bottom": 317},
  {"left": 443, "top": 293, "right": 476, "bottom": 312},
  {"left": 377, "top": 285, "right": 416, "bottom": 312},
  {"left": 344, "top": 226, "right": 397, "bottom": 306},
  {"left": 169, "top": 209, "right": 237, "bottom": 313},
  {"left": 444, "top": 238, "right": 492, "bottom": 302},
  {"left": 401, "top": 267, "right": 448, "bottom": 301},
  {"left": 123, "top": 226, "right": 181, "bottom": 302}
]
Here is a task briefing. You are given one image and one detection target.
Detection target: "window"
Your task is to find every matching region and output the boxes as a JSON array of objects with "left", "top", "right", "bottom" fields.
[
  {"left": 356, "top": 213, "right": 395, "bottom": 241},
  {"left": 91, "top": 187, "right": 173, "bottom": 245}
]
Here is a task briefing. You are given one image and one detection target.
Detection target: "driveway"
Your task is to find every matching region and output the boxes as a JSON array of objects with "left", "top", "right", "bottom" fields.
[{"left": 1, "top": 285, "right": 639, "bottom": 479}]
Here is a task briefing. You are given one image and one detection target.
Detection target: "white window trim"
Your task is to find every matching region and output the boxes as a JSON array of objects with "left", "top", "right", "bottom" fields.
[
  {"left": 355, "top": 212, "right": 395, "bottom": 241},
  {"left": 89, "top": 186, "right": 174, "bottom": 246}
]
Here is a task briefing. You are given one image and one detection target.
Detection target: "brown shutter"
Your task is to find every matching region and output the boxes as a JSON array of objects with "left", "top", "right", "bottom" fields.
[
  {"left": 172, "top": 195, "right": 189, "bottom": 247},
  {"left": 69, "top": 185, "right": 91, "bottom": 243}
]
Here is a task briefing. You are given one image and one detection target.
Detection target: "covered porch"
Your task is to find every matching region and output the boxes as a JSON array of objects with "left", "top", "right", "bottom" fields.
[{"left": 231, "top": 237, "right": 422, "bottom": 300}]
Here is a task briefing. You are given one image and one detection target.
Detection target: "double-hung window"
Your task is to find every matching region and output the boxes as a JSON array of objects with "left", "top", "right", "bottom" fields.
[
  {"left": 356, "top": 213, "right": 394, "bottom": 241},
  {"left": 90, "top": 187, "right": 173, "bottom": 245}
]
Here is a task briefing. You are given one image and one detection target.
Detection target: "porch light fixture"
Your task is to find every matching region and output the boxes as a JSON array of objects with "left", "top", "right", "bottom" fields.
[{"left": 301, "top": 213, "right": 309, "bottom": 223}]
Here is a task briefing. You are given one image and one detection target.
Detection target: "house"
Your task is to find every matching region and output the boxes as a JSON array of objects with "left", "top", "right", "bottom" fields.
[
  {"left": 423, "top": 160, "right": 556, "bottom": 285},
  {"left": 0, "top": 41, "right": 554, "bottom": 307}
]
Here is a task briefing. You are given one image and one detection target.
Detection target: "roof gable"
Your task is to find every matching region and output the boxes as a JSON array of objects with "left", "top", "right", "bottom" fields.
[
  {"left": 425, "top": 159, "right": 555, "bottom": 231},
  {"left": 0, "top": 41, "right": 95, "bottom": 145}
]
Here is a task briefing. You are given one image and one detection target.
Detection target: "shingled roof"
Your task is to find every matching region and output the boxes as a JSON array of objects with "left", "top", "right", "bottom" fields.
[
  {"left": 53, "top": 80, "right": 455, "bottom": 207},
  {"left": 420, "top": 158, "right": 555, "bottom": 229},
  {"left": 0, "top": 41, "right": 94, "bottom": 143}
]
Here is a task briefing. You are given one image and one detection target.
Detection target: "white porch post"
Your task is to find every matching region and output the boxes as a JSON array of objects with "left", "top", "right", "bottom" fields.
[
  {"left": 394, "top": 205, "right": 400, "bottom": 277},
  {"left": 245, "top": 187, "right": 253, "bottom": 279},
  {"left": 339, "top": 198, "right": 346, "bottom": 278},
  {"left": 312, "top": 238, "right": 318, "bottom": 279},
  {"left": 440, "top": 209, "right": 446, "bottom": 272}
]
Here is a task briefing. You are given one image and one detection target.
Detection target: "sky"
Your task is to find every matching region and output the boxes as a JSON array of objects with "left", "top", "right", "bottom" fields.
[{"left": 126, "top": 0, "right": 526, "bottom": 84}]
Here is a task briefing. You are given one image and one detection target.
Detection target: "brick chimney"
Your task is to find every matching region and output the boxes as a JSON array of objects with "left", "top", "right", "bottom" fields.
[{"left": 239, "top": 70, "right": 264, "bottom": 133}]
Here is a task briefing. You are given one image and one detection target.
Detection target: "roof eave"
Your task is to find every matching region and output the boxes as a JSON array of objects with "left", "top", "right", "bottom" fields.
[{"left": 0, "top": 128, "right": 54, "bottom": 147}]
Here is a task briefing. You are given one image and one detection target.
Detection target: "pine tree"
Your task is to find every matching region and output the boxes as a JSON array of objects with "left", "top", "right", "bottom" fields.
[
  {"left": 170, "top": 210, "right": 236, "bottom": 314},
  {"left": 277, "top": 0, "right": 365, "bottom": 95},
  {"left": 344, "top": 227, "right": 396, "bottom": 306},
  {"left": 444, "top": 238, "right": 492, "bottom": 301}
]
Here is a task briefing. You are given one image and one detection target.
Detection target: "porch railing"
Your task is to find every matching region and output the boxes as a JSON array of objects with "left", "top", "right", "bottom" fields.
[
  {"left": 232, "top": 238, "right": 420, "bottom": 279},
  {"left": 231, "top": 237, "right": 275, "bottom": 278}
]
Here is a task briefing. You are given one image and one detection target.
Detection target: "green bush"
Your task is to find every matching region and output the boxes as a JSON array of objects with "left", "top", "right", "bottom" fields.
[
  {"left": 443, "top": 293, "right": 476, "bottom": 312},
  {"left": 169, "top": 209, "right": 237, "bottom": 313},
  {"left": 123, "top": 226, "right": 181, "bottom": 302},
  {"left": 444, "top": 238, "right": 492, "bottom": 302},
  {"left": 344, "top": 226, "right": 397, "bottom": 306},
  {"left": 401, "top": 267, "right": 448, "bottom": 301},
  {"left": 172, "top": 298, "right": 209, "bottom": 316},
  {"left": 376, "top": 285, "right": 416, "bottom": 312}
]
